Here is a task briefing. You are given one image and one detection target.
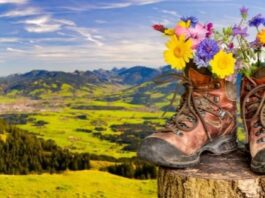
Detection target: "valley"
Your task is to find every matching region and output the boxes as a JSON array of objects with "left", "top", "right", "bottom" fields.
[{"left": 0, "top": 66, "right": 245, "bottom": 197}]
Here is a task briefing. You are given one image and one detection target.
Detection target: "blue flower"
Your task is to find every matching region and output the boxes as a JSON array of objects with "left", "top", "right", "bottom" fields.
[
  {"left": 180, "top": 16, "right": 198, "bottom": 27},
  {"left": 194, "top": 39, "right": 219, "bottom": 68},
  {"left": 194, "top": 55, "right": 208, "bottom": 68},
  {"left": 249, "top": 14, "right": 265, "bottom": 28}
]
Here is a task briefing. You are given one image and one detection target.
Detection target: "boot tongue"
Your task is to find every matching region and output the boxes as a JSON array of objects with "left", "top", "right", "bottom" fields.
[
  {"left": 252, "top": 67, "right": 265, "bottom": 85},
  {"left": 187, "top": 66, "right": 212, "bottom": 86}
]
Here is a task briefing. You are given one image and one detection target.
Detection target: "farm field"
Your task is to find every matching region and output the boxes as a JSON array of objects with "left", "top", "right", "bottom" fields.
[
  {"left": 0, "top": 170, "right": 156, "bottom": 198},
  {"left": 15, "top": 99, "right": 166, "bottom": 158}
]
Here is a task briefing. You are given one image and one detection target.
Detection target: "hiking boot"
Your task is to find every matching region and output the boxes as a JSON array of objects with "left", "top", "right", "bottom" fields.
[
  {"left": 241, "top": 67, "right": 265, "bottom": 173},
  {"left": 138, "top": 64, "right": 237, "bottom": 168}
]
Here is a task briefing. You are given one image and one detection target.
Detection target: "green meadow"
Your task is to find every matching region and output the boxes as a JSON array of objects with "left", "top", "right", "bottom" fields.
[
  {"left": 0, "top": 170, "right": 156, "bottom": 198},
  {"left": 0, "top": 94, "right": 162, "bottom": 197},
  {"left": 0, "top": 85, "right": 246, "bottom": 197},
  {"left": 16, "top": 100, "right": 165, "bottom": 158}
]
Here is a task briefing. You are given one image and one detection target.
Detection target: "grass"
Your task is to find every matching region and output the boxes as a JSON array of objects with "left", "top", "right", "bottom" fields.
[
  {"left": 17, "top": 102, "right": 165, "bottom": 158},
  {"left": 0, "top": 90, "right": 247, "bottom": 197},
  {"left": 0, "top": 170, "right": 157, "bottom": 198}
]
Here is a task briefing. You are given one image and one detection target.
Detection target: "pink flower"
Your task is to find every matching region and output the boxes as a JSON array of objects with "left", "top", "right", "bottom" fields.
[
  {"left": 175, "top": 23, "right": 209, "bottom": 49},
  {"left": 188, "top": 23, "right": 208, "bottom": 49},
  {"left": 175, "top": 25, "right": 189, "bottom": 37}
]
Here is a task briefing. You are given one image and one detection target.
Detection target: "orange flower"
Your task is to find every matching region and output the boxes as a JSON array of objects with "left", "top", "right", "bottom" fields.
[{"left": 257, "top": 29, "right": 265, "bottom": 45}]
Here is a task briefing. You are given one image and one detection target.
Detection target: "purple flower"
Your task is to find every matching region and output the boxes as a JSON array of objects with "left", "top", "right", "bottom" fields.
[
  {"left": 180, "top": 16, "right": 198, "bottom": 27},
  {"left": 249, "top": 14, "right": 265, "bottom": 28},
  {"left": 194, "top": 39, "right": 219, "bottom": 68},
  {"left": 240, "top": 6, "right": 248, "bottom": 19},
  {"left": 232, "top": 25, "right": 248, "bottom": 37}
]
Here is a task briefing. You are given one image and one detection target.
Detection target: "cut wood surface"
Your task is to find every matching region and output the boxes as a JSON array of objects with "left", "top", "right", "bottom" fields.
[{"left": 158, "top": 150, "right": 265, "bottom": 198}]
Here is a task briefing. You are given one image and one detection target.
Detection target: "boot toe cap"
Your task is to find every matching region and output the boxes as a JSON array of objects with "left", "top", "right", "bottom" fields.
[
  {"left": 253, "top": 149, "right": 265, "bottom": 163},
  {"left": 137, "top": 137, "right": 190, "bottom": 167},
  {"left": 251, "top": 149, "right": 265, "bottom": 173}
]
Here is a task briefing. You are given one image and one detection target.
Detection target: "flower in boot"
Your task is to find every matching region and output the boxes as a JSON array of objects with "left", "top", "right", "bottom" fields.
[
  {"left": 175, "top": 21, "right": 208, "bottom": 49},
  {"left": 164, "top": 35, "right": 193, "bottom": 70},
  {"left": 205, "top": 23, "right": 213, "bottom": 37},
  {"left": 152, "top": 24, "right": 166, "bottom": 33},
  {"left": 240, "top": 6, "right": 248, "bottom": 19},
  {"left": 210, "top": 50, "right": 235, "bottom": 79},
  {"left": 194, "top": 39, "right": 219, "bottom": 68},
  {"left": 249, "top": 14, "right": 265, "bottom": 28},
  {"left": 232, "top": 25, "right": 248, "bottom": 37},
  {"left": 180, "top": 16, "right": 198, "bottom": 27},
  {"left": 257, "top": 29, "right": 265, "bottom": 45},
  {"left": 175, "top": 22, "right": 189, "bottom": 37},
  {"left": 164, "top": 28, "right": 175, "bottom": 36}
]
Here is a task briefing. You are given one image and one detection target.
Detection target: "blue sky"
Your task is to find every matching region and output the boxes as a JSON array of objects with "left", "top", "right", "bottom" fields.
[{"left": 0, "top": 0, "right": 264, "bottom": 75}]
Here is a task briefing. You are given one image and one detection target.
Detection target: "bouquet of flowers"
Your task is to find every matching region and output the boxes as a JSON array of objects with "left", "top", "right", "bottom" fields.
[
  {"left": 138, "top": 7, "right": 265, "bottom": 176},
  {"left": 229, "top": 7, "right": 265, "bottom": 76},
  {"left": 153, "top": 15, "right": 239, "bottom": 81}
]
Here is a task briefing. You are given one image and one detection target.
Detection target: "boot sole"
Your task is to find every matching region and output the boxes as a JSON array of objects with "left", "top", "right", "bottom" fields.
[
  {"left": 251, "top": 160, "right": 265, "bottom": 174},
  {"left": 152, "top": 135, "right": 237, "bottom": 168}
]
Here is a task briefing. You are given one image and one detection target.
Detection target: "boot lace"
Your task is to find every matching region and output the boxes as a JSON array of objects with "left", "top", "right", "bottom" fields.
[
  {"left": 242, "top": 77, "right": 265, "bottom": 144},
  {"left": 154, "top": 73, "right": 229, "bottom": 141}
]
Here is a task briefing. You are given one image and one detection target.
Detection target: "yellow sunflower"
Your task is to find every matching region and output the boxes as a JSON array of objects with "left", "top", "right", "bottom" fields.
[
  {"left": 209, "top": 50, "right": 235, "bottom": 79},
  {"left": 257, "top": 29, "right": 265, "bottom": 45},
  {"left": 164, "top": 35, "right": 193, "bottom": 70}
]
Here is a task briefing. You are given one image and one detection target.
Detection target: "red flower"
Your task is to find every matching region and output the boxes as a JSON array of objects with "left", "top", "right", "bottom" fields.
[
  {"left": 228, "top": 42, "right": 234, "bottom": 50},
  {"left": 152, "top": 24, "right": 165, "bottom": 33},
  {"left": 205, "top": 23, "right": 213, "bottom": 37}
]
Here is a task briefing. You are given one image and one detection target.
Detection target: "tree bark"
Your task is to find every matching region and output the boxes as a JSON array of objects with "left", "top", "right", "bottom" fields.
[{"left": 158, "top": 150, "right": 265, "bottom": 198}]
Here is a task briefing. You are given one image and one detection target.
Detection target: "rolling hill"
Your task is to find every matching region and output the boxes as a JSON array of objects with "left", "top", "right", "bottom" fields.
[{"left": 0, "top": 66, "right": 180, "bottom": 109}]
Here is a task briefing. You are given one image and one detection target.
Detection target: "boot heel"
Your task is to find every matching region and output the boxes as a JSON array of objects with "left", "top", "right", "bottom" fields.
[{"left": 205, "top": 135, "right": 237, "bottom": 155}]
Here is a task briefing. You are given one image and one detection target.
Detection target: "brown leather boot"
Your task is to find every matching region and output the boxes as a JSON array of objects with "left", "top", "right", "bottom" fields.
[
  {"left": 138, "top": 64, "right": 237, "bottom": 168},
  {"left": 241, "top": 67, "right": 265, "bottom": 173}
]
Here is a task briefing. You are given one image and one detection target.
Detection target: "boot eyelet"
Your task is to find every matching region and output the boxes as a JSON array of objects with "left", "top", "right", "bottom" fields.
[
  {"left": 255, "top": 130, "right": 261, "bottom": 136},
  {"left": 213, "top": 96, "right": 219, "bottom": 103},
  {"left": 174, "top": 130, "right": 183, "bottom": 136},
  {"left": 215, "top": 82, "right": 221, "bottom": 89},
  {"left": 177, "top": 132, "right": 184, "bottom": 136},
  {"left": 253, "top": 122, "right": 260, "bottom": 128},
  {"left": 257, "top": 137, "right": 265, "bottom": 144}
]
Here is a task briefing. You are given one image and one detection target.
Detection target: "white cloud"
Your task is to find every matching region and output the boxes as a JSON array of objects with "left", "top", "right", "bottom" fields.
[
  {"left": 0, "top": 0, "right": 27, "bottom": 4},
  {"left": 26, "top": 24, "right": 61, "bottom": 33},
  {"left": 0, "top": 7, "right": 40, "bottom": 17},
  {"left": 151, "top": 18, "right": 172, "bottom": 26},
  {"left": 68, "top": 27, "right": 104, "bottom": 46},
  {"left": 53, "top": 19, "right": 75, "bottom": 26},
  {"left": 161, "top": 9, "right": 179, "bottom": 16},
  {"left": 3, "top": 28, "right": 165, "bottom": 69},
  {"left": 6, "top": 47, "right": 26, "bottom": 53},
  {"left": 20, "top": 15, "right": 75, "bottom": 33},
  {"left": 62, "top": 0, "right": 167, "bottom": 11},
  {"left": 0, "top": 37, "right": 19, "bottom": 43}
]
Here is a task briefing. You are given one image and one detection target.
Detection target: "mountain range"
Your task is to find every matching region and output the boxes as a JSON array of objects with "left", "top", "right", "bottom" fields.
[{"left": 0, "top": 66, "right": 186, "bottom": 110}]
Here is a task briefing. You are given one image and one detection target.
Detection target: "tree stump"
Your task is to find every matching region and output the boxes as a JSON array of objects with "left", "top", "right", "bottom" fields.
[{"left": 158, "top": 150, "right": 265, "bottom": 198}]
